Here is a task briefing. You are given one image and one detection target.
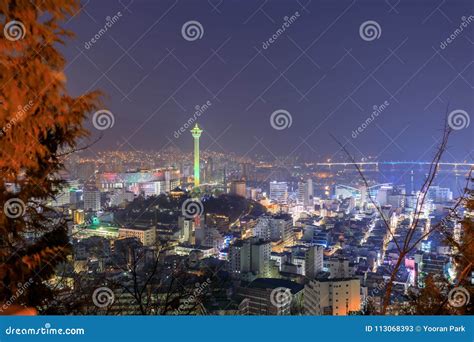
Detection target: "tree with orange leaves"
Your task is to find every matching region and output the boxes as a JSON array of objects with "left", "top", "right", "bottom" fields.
[{"left": 0, "top": 0, "right": 100, "bottom": 312}]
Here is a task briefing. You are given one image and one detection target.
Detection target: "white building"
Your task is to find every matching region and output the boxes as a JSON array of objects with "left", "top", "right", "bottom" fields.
[
  {"left": 195, "top": 226, "right": 224, "bottom": 250},
  {"left": 84, "top": 186, "right": 101, "bottom": 211},
  {"left": 178, "top": 216, "right": 194, "bottom": 244},
  {"left": 297, "top": 179, "right": 313, "bottom": 207},
  {"left": 251, "top": 215, "right": 294, "bottom": 246},
  {"left": 428, "top": 186, "right": 453, "bottom": 203},
  {"left": 252, "top": 216, "right": 271, "bottom": 241},
  {"left": 334, "top": 185, "right": 360, "bottom": 200},
  {"left": 229, "top": 237, "right": 271, "bottom": 281},
  {"left": 118, "top": 226, "right": 156, "bottom": 246},
  {"left": 323, "top": 258, "right": 355, "bottom": 278},
  {"left": 270, "top": 214, "right": 294, "bottom": 246},
  {"left": 304, "top": 277, "right": 361, "bottom": 315},
  {"left": 269, "top": 181, "right": 288, "bottom": 204}
]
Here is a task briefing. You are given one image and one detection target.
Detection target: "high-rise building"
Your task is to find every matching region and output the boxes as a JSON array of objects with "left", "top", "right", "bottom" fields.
[
  {"left": 250, "top": 214, "right": 294, "bottom": 247},
  {"left": 270, "top": 214, "right": 294, "bottom": 247},
  {"left": 297, "top": 179, "right": 313, "bottom": 207},
  {"left": 190, "top": 123, "right": 203, "bottom": 187},
  {"left": 195, "top": 225, "right": 224, "bottom": 250},
  {"left": 204, "top": 157, "right": 213, "bottom": 183},
  {"left": 304, "top": 277, "right": 361, "bottom": 315},
  {"left": 359, "top": 186, "right": 368, "bottom": 206},
  {"left": 240, "top": 162, "right": 254, "bottom": 180},
  {"left": 252, "top": 216, "right": 271, "bottom": 241},
  {"left": 427, "top": 186, "right": 453, "bottom": 203},
  {"left": 178, "top": 216, "right": 194, "bottom": 244},
  {"left": 248, "top": 187, "right": 260, "bottom": 200},
  {"left": 305, "top": 245, "right": 324, "bottom": 279},
  {"left": 73, "top": 209, "right": 85, "bottom": 224},
  {"left": 269, "top": 181, "right": 288, "bottom": 203},
  {"left": 376, "top": 185, "right": 393, "bottom": 206},
  {"left": 229, "top": 237, "right": 272, "bottom": 281},
  {"left": 83, "top": 186, "right": 101, "bottom": 211},
  {"left": 230, "top": 180, "right": 246, "bottom": 197},
  {"left": 387, "top": 188, "right": 406, "bottom": 209}
]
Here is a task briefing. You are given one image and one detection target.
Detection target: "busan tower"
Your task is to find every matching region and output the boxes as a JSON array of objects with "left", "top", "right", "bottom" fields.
[{"left": 190, "top": 123, "right": 203, "bottom": 187}]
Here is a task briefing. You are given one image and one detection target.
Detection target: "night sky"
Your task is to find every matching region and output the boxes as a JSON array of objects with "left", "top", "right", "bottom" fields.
[{"left": 62, "top": 0, "right": 473, "bottom": 162}]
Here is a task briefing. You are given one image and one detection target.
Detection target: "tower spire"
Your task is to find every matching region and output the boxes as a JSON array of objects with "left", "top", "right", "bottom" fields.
[{"left": 191, "top": 123, "right": 203, "bottom": 187}]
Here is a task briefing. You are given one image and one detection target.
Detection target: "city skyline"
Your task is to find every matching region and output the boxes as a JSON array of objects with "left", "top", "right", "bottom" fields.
[
  {"left": 0, "top": 0, "right": 472, "bottom": 324},
  {"left": 62, "top": 0, "right": 472, "bottom": 161}
]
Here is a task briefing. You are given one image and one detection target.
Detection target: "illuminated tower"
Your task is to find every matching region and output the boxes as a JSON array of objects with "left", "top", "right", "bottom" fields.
[{"left": 191, "top": 123, "right": 203, "bottom": 187}]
